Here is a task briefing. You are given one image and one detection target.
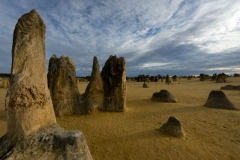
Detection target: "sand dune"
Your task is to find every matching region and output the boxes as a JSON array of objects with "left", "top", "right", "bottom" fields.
[{"left": 1, "top": 77, "right": 240, "bottom": 159}]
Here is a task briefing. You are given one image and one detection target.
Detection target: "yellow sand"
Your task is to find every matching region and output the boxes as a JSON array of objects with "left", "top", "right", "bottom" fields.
[{"left": 1, "top": 77, "right": 240, "bottom": 159}]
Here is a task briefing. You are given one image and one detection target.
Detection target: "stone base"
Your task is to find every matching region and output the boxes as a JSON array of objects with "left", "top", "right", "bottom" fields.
[{"left": 0, "top": 124, "right": 92, "bottom": 160}]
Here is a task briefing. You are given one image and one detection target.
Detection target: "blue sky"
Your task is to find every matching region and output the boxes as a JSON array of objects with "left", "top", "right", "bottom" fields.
[{"left": 0, "top": 0, "right": 240, "bottom": 76}]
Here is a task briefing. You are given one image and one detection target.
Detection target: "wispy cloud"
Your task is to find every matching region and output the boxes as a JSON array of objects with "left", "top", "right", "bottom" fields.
[{"left": 0, "top": 0, "right": 239, "bottom": 76}]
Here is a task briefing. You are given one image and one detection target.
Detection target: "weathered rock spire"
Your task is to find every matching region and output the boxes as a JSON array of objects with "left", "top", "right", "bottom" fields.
[
  {"left": 82, "top": 56, "right": 104, "bottom": 114},
  {"left": 100, "top": 55, "right": 126, "bottom": 111},
  {"left": 6, "top": 9, "right": 56, "bottom": 140}
]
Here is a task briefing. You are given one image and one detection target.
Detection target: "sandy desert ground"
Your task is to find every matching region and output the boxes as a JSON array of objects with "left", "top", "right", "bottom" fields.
[{"left": 0, "top": 77, "right": 240, "bottom": 159}]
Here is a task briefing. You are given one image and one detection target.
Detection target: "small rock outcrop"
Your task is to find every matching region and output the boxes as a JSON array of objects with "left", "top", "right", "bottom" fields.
[
  {"left": 220, "top": 85, "right": 240, "bottom": 90},
  {"left": 204, "top": 90, "right": 237, "bottom": 110},
  {"left": 0, "top": 9, "right": 92, "bottom": 160},
  {"left": 142, "top": 82, "right": 149, "bottom": 88},
  {"left": 152, "top": 90, "right": 177, "bottom": 103},
  {"left": 100, "top": 55, "right": 126, "bottom": 111},
  {"left": 47, "top": 55, "right": 81, "bottom": 116},
  {"left": 159, "top": 116, "right": 184, "bottom": 137},
  {"left": 82, "top": 56, "right": 104, "bottom": 114}
]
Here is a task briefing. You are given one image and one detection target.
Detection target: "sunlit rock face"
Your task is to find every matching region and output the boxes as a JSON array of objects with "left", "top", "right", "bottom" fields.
[
  {"left": 100, "top": 55, "right": 126, "bottom": 112},
  {"left": 6, "top": 9, "right": 56, "bottom": 140}
]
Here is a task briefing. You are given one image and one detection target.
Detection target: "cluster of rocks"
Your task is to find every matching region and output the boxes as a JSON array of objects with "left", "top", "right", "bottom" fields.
[
  {"left": 234, "top": 73, "right": 240, "bottom": 77},
  {"left": 137, "top": 75, "right": 162, "bottom": 82},
  {"left": 0, "top": 9, "right": 92, "bottom": 159},
  {"left": 200, "top": 73, "right": 227, "bottom": 83},
  {"left": 47, "top": 54, "right": 126, "bottom": 115},
  {"left": 2, "top": 8, "right": 240, "bottom": 160}
]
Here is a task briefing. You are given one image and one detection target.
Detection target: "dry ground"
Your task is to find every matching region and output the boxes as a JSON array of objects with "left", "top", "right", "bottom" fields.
[{"left": 1, "top": 77, "right": 240, "bottom": 159}]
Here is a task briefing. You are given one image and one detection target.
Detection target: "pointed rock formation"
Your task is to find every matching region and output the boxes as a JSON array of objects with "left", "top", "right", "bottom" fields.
[
  {"left": 0, "top": 9, "right": 92, "bottom": 160},
  {"left": 204, "top": 90, "right": 237, "bottom": 110},
  {"left": 100, "top": 55, "right": 126, "bottom": 111},
  {"left": 152, "top": 90, "right": 177, "bottom": 103},
  {"left": 159, "top": 116, "right": 184, "bottom": 137},
  {"left": 82, "top": 56, "right": 104, "bottom": 114},
  {"left": 47, "top": 55, "right": 81, "bottom": 116}
]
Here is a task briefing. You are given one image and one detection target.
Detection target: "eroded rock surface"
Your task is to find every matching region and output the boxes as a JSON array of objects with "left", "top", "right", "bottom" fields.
[
  {"left": 100, "top": 55, "right": 126, "bottom": 111},
  {"left": 204, "top": 90, "right": 237, "bottom": 110},
  {"left": 0, "top": 9, "right": 92, "bottom": 160},
  {"left": 47, "top": 55, "right": 81, "bottom": 116},
  {"left": 0, "top": 124, "right": 92, "bottom": 160},
  {"left": 82, "top": 56, "right": 104, "bottom": 114},
  {"left": 152, "top": 90, "right": 177, "bottom": 103}
]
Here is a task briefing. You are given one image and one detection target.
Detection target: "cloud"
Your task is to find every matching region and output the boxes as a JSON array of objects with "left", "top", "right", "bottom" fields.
[{"left": 0, "top": 0, "right": 240, "bottom": 76}]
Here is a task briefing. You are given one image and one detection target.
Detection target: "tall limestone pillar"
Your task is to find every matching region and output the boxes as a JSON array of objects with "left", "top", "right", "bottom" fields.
[
  {"left": 100, "top": 55, "right": 126, "bottom": 111},
  {"left": 6, "top": 9, "right": 56, "bottom": 141}
]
